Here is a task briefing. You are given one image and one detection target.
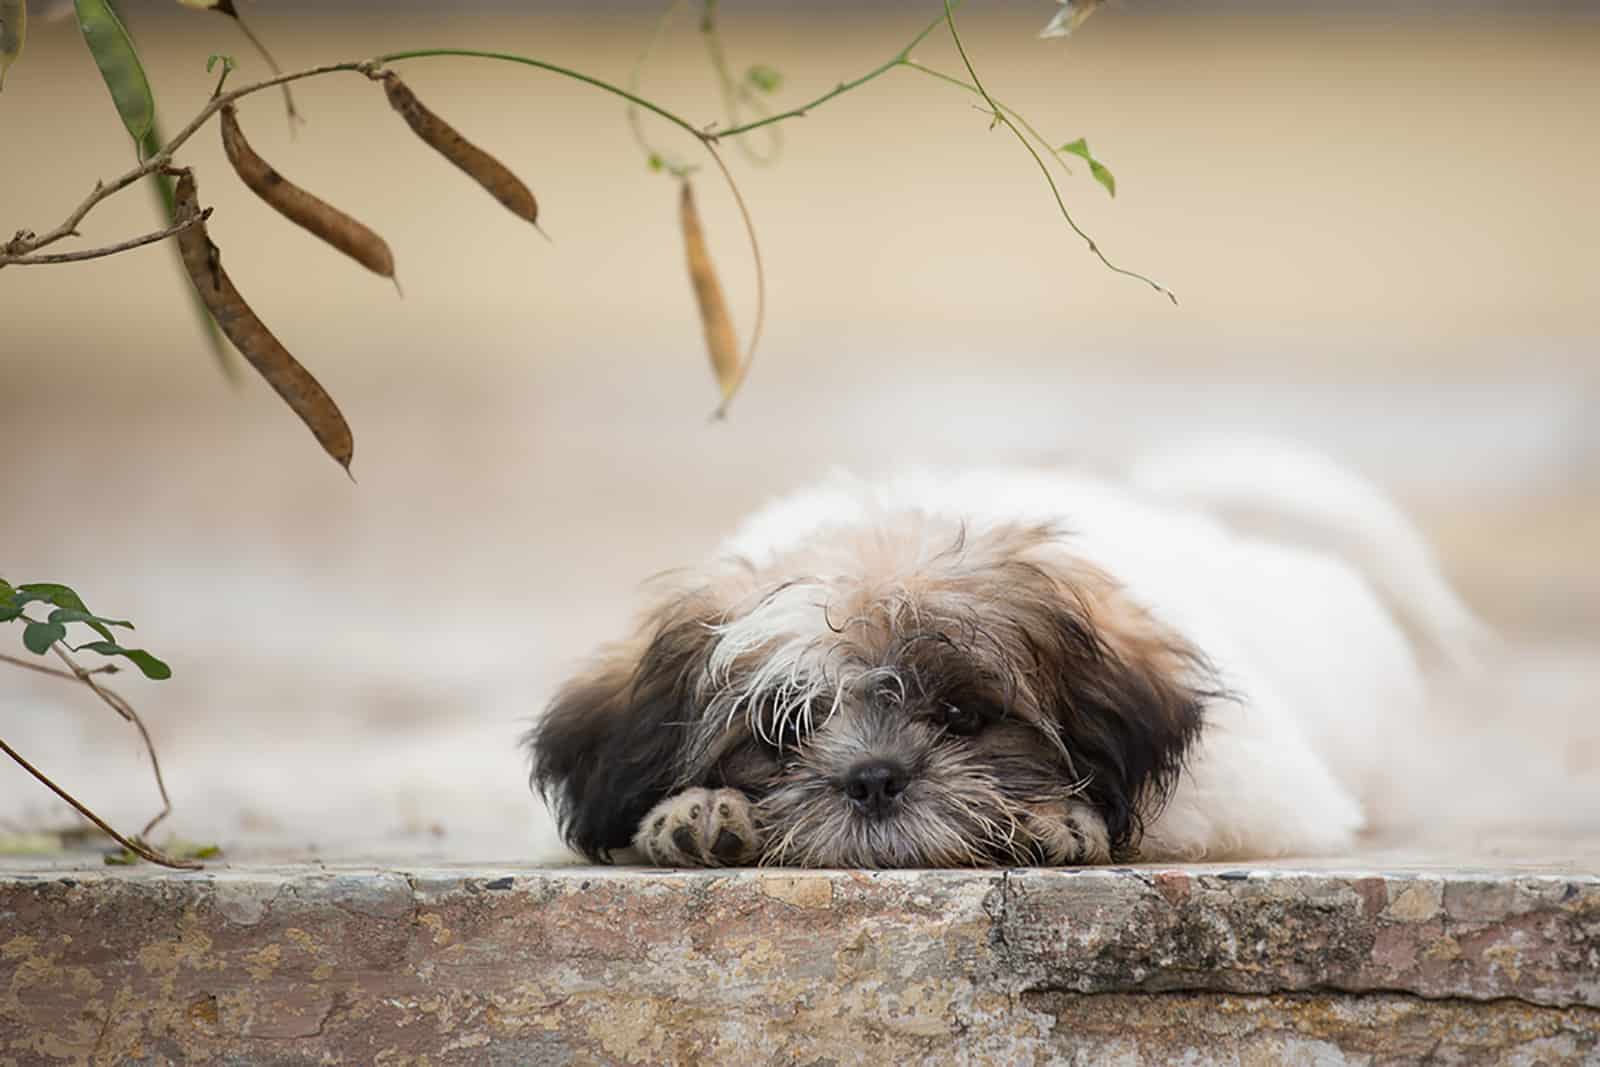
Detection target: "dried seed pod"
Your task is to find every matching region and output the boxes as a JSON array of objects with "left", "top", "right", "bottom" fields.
[
  {"left": 679, "top": 180, "right": 741, "bottom": 405},
  {"left": 220, "top": 103, "right": 394, "bottom": 279},
  {"left": 380, "top": 72, "right": 543, "bottom": 232},
  {"left": 173, "top": 169, "right": 354, "bottom": 473}
]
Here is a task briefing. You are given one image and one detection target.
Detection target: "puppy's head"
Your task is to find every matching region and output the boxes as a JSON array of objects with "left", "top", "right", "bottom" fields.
[{"left": 527, "top": 516, "right": 1212, "bottom": 866}]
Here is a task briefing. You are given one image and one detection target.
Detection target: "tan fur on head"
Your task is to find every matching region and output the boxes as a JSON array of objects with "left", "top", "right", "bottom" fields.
[{"left": 527, "top": 511, "right": 1213, "bottom": 867}]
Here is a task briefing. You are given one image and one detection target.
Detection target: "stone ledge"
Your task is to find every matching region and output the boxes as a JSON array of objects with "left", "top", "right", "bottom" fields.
[{"left": 2, "top": 863, "right": 1597, "bottom": 1064}]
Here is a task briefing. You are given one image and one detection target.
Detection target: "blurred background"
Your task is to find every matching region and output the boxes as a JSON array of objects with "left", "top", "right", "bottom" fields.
[{"left": 2, "top": 0, "right": 1595, "bottom": 862}]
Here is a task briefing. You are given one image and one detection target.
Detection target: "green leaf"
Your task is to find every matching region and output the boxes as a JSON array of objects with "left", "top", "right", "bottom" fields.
[
  {"left": 0, "top": 0, "right": 25, "bottom": 92},
  {"left": 205, "top": 53, "right": 236, "bottom": 74},
  {"left": 22, "top": 621, "right": 67, "bottom": 655},
  {"left": 1058, "top": 137, "right": 1117, "bottom": 198},
  {"left": 125, "top": 649, "right": 172, "bottom": 680},
  {"left": 1087, "top": 160, "right": 1115, "bottom": 198},
  {"left": 0, "top": 578, "right": 14, "bottom": 601},
  {"left": 73, "top": 640, "right": 172, "bottom": 680},
  {"left": 73, "top": 0, "right": 156, "bottom": 146},
  {"left": 15, "top": 583, "right": 90, "bottom": 613},
  {"left": 48, "top": 607, "right": 133, "bottom": 644},
  {"left": 48, "top": 608, "right": 133, "bottom": 628},
  {"left": 110, "top": 0, "right": 236, "bottom": 380},
  {"left": 744, "top": 64, "right": 783, "bottom": 94}
]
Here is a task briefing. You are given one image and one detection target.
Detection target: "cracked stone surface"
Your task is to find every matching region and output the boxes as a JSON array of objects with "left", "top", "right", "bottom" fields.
[{"left": 2, "top": 862, "right": 1597, "bottom": 1065}]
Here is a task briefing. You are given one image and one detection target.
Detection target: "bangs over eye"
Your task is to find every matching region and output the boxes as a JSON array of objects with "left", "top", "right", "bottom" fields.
[
  {"left": 756, "top": 694, "right": 833, "bottom": 752},
  {"left": 937, "top": 695, "right": 1004, "bottom": 736}
]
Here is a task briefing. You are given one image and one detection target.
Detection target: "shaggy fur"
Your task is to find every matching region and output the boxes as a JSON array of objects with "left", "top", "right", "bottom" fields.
[{"left": 526, "top": 442, "right": 1479, "bottom": 867}]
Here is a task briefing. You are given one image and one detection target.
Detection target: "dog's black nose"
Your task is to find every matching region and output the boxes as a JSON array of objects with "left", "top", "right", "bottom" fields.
[{"left": 844, "top": 758, "right": 909, "bottom": 817}]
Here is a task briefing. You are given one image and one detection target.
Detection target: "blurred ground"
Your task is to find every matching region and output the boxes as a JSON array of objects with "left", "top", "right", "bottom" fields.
[{"left": 1, "top": 4, "right": 1595, "bottom": 862}]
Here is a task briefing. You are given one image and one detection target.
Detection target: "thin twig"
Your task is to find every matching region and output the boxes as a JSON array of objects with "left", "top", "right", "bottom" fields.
[
  {"left": 703, "top": 141, "right": 765, "bottom": 420},
  {"left": 626, "top": 0, "right": 690, "bottom": 170},
  {"left": 899, "top": 59, "right": 1078, "bottom": 182},
  {"left": 698, "top": 0, "right": 782, "bottom": 166},
  {"left": 940, "top": 0, "right": 1176, "bottom": 304},
  {"left": 0, "top": 652, "right": 117, "bottom": 681},
  {"left": 0, "top": 210, "right": 208, "bottom": 267},
  {"left": 374, "top": 48, "right": 708, "bottom": 142},
  {"left": 1, "top": 62, "right": 364, "bottom": 267},
  {"left": 0, "top": 737, "right": 200, "bottom": 870},
  {"left": 49, "top": 644, "right": 177, "bottom": 839},
  {"left": 229, "top": 11, "right": 301, "bottom": 130},
  {"left": 715, "top": 6, "right": 953, "bottom": 140}
]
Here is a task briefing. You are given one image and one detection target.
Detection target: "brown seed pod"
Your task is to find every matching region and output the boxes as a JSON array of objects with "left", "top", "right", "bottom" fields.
[
  {"left": 219, "top": 102, "right": 395, "bottom": 279},
  {"left": 380, "top": 72, "right": 543, "bottom": 232},
  {"left": 173, "top": 169, "right": 355, "bottom": 473},
  {"left": 679, "top": 180, "right": 741, "bottom": 405}
]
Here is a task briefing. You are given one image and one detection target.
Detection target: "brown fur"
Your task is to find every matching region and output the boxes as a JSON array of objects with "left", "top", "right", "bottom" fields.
[{"left": 526, "top": 514, "right": 1216, "bottom": 867}]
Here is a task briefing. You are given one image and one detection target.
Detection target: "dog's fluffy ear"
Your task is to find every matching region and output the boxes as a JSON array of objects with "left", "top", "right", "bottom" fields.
[
  {"left": 1029, "top": 593, "right": 1210, "bottom": 857},
  {"left": 524, "top": 601, "right": 718, "bottom": 861}
]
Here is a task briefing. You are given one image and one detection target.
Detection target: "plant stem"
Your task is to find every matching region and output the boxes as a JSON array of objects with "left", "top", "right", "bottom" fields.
[
  {"left": 49, "top": 644, "right": 178, "bottom": 839},
  {"left": 625, "top": 0, "right": 690, "bottom": 169},
  {"left": 940, "top": 0, "right": 1175, "bottom": 303},
  {"left": 0, "top": 737, "right": 200, "bottom": 869},
  {"left": 703, "top": 141, "right": 765, "bottom": 420},
  {"left": 898, "top": 59, "right": 1076, "bottom": 182},
  {"left": 227, "top": 9, "right": 300, "bottom": 129},
  {"left": 698, "top": 0, "right": 781, "bottom": 166},
  {"left": 374, "top": 48, "right": 709, "bottom": 143},
  {"left": 0, "top": 210, "right": 208, "bottom": 267},
  {"left": 716, "top": 7, "right": 953, "bottom": 140},
  {"left": 0, "top": 652, "right": 116, "bottom": 680}
]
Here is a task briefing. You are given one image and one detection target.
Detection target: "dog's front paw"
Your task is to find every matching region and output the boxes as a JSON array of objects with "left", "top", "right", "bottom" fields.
[
  {"left": 1025, "top": 799, "right": 1112, "bottom": 866},
  {"left": 634, "top": 788, "right": 762, "bottom": 867}
]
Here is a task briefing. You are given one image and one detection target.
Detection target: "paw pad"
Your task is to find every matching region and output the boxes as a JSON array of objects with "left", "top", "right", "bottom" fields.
[{"left": 633, "top": 788, "right": 762, "bottom": 867}]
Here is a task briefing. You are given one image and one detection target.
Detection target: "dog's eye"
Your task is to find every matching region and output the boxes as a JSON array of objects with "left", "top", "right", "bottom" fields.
[
  {"left": 939, "top": 702, "right": 986, "bottom": 736},
  {"left": 761, "top": 716, "right": 804, "bottom": 753}
]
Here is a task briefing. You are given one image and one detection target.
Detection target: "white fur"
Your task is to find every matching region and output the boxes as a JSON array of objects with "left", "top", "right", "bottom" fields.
[{"left": 718, "top": 442, "right": 1472, "bottom": 862}]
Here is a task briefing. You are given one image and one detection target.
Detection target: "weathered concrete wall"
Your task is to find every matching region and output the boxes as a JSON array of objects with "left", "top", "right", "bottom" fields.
[{"left": 2, "top": 864, "right": 1597, "bottom": 1065}]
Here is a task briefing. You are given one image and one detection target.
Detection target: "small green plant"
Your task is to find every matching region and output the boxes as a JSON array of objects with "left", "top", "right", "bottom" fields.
[{"left": 0, "top": 579, "right": 200, "bottom": 869}]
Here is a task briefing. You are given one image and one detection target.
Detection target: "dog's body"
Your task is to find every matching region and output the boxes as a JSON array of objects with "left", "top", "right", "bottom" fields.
[{"left": 528, "top": 442, "right": 1478, "bottom": 867}]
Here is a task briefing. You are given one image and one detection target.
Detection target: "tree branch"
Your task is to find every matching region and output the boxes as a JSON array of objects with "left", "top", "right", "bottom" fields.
[
  {"left": 1, "top": 61, "right": 365, "bottom": 268},
  {"left": 0, "top": 209, "right": 210, "bottom": 267}
]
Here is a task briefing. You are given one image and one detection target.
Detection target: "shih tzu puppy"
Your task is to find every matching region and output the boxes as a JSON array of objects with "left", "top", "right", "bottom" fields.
[{"left": 526, "top": 440, "right": 1480, "bottom": 868}]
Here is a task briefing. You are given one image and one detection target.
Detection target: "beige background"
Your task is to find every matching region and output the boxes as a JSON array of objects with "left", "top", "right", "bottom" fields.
[{"left": 1, "top": 4, "right": 1595, "bottom": 860}]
